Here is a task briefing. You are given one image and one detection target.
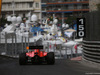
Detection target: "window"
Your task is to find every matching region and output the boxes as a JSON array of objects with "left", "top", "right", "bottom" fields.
[
  {"left": 29, "top": 2, "right": 33, "bottom": 8},
  {"left": 36, "top": 2, "right": 39, "bottom": 8},
  {"left": 74, "top": 4, "right": 77, "bottom": 9}
]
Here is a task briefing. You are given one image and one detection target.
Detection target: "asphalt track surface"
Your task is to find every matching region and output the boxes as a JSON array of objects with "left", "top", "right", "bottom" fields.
[{"left": 0, "top": 57, "right": 100, "bottom": 75}]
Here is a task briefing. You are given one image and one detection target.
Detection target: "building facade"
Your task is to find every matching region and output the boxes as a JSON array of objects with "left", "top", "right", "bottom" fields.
[
  {"left": 2, "top": 0, "right": 41, "bottom": 19},
  {"left": 41, "top": 0, "right": 89, "bottom": 22},
  {"left": 34, "top": 0, "right": 41, "bottom": 19},
  {"left": 89, "top": 0, "right": 100, "bottom": 12}
]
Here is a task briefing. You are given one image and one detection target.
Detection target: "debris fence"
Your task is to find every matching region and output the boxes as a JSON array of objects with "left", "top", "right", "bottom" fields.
[{"left": 0, "top": 32, "right": 82, "bottom": 59}]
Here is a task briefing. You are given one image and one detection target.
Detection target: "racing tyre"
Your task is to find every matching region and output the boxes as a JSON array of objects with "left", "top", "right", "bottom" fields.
[
  {"left": 47, "top": 52, "right": 55, "bottom": 65},
  {"left": 19, "top": 53, "right": 27, "bottom": 65}
]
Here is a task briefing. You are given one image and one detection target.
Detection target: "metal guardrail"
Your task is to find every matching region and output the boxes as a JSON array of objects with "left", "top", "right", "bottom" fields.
[
  {"left": 83, "top": 49, "right": 99, "bottom": 55},
  {"left": 0, "top": 32, "right": 30, "bottom": 56},
  {"left": 83, "top": 51, "right": 100, "bottom": 59},
  {"left": 83, "top": 43, "right": 100, "bottom": 48},
  {"left": 83, "top": 55, "right": 100, "bottom": 63},
  {"left": 83, "top": 40, "right": 100, "bottom": 63},
  {"left": 2, "top": 0, "right": 34, "bottom": 3},
  {"left": 83, "top": 40, "right": 100, "bottom": 43}
]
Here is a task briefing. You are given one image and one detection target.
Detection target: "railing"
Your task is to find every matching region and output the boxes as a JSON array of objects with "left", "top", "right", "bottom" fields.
[
  {"left": 83, "top": 41, "right": 100, "bottom": 63},
  {"left": 2, "top": 0, "right": 34, "bottom": 3},
  {"left": 46, "top": 7, "right": 89, "bottom": 11},
  {"left": 0, "top": 32, "right": 82, "bottom": 59},
  {"left": 2, "top": 7, "right": 34, "bottom": 11},
  {"left": 0, "top": 32, "right": 30, "bottom": 56},
  {"left": 42, "top": 0, "right": 89, "bottom": 3}
]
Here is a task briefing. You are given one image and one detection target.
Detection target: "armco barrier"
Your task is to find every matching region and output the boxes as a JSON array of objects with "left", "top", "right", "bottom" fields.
[
  {"left": 83, "top": 11, "right": 100, "bottom": 63},
  {"left": 83, "top": 41, "right": 100, "bottom": 63}
]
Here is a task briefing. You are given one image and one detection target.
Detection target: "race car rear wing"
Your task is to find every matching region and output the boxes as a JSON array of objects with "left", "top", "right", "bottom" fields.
[{"left": 26, "top": 46, "right": 43, "bottom": 49}]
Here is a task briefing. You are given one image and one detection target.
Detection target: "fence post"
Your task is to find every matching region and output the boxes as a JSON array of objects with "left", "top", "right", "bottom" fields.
[
  {"left": 70, "top": 46, "right": 73, "bottom": 58},
  {"left": 0, "top": 32, "right": 1, "bottom": 43},
  {"left": 43, "top": 44, "right": 45, "bottom": 51},
  {"left": 5, "top": 32, "right": 7, "bottom": 55},
  {"left": 76, "top": 48, "right": 78, "bottom": 57},
  {"left": 12, "top": 33, "right": 14, "bottom": 55},
  {"left": 21, "top": 36, "right": 24, "bottom": 52},
  {"left": 47, "top": 42, "right": 49, "bottom": 52},
  {"left": 54, "top": 43, "right": 56, "bottom": 53},
  {"left": 34, "top": 39, "right": 36, "bottom": 45},
  {"left": 25, "top": 37, "right": 27, "bottom": 51},
  {"left": 15, "top": 32, "right": 17, "bottom": 55},
  {"left": 65, "top": 47, "right": 67, "bottom": 59},
  {"left": 28, "top": 34, "right": 29, "bottom": 47},
  {"left": 59, "top": 45, "right": 62, "bottom": 59}
]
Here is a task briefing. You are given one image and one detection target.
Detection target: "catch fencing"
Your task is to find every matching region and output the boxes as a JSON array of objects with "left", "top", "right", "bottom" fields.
[
  {"left": 0, "top": 32, "right": 30, "bottom": 56},
  {"left": 0, "top": 32, "right": 82, "bottom": 59}
]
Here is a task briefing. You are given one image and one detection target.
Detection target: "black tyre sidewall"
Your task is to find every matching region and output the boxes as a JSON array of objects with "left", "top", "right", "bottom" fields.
[
  {"left": 47, "top": 52, "right": 55, "bottom": 65},
  {"left": 19, "top": 53, "right": 27, "bottom": 65}
]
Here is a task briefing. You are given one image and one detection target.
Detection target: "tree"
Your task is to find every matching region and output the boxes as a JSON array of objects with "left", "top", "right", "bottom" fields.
[
  {"left": 0, "top": 17, "right": 11, "bottom": 27},
  {"left": 65, "top": 16, "right": 77, "bottom": 25}
]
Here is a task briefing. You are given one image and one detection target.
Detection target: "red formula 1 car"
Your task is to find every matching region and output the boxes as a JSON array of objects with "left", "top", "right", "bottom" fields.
[{"left": 19, "top": 46, "right": 55, "bottom": 65}]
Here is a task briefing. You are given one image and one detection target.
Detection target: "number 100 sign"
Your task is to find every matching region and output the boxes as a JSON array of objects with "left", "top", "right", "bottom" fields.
[{"left": 77, "top": 18, "right": 86, "bottom": 38}]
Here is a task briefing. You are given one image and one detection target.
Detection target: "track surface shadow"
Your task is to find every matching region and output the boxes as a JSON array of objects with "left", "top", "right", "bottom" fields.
[{"left": 0, "top": 57, "right": 100, "bottom": 75}]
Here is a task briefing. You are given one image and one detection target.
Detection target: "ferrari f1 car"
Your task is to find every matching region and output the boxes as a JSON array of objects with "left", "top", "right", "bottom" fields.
[{"left": 19, "top": 46, "right": 55, "bottom": 65}]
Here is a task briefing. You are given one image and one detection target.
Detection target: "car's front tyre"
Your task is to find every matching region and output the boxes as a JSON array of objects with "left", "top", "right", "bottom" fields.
[
  {"left": 19, "top": 53, "right": 27, "bottom": 65},
  {"left": 47, "top": 52, "right": 55, "bottom": 65}
]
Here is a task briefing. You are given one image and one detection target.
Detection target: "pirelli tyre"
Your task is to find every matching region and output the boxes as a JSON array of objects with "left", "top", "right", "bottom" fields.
[
  {"left": 19, "top": 53, "right": 27, "bottom": 65},
  {"left": 47, "top": 52, "right": 55, "bottom": 65}
]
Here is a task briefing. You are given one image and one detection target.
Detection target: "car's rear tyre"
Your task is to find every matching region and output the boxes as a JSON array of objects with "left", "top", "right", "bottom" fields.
[
  {"left": 19, "top": 53, "right": 27, "bottom": 65},
  {"left": 47, "top": 52, "right": 55, "bottom": 65}
]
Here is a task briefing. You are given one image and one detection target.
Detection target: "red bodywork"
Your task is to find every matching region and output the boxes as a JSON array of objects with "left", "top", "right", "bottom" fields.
[{"left": 26, "top": 49, "right": 47, "bottom": 57}]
